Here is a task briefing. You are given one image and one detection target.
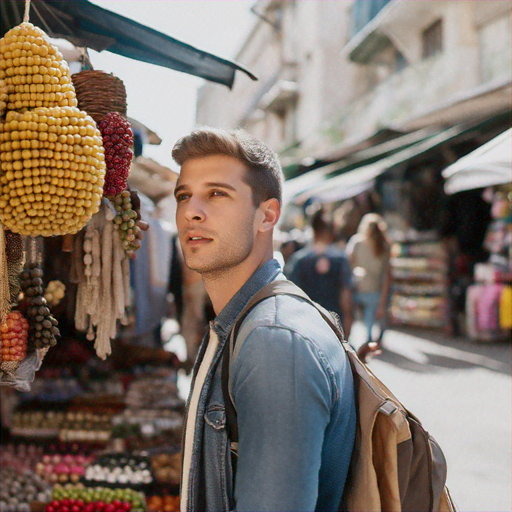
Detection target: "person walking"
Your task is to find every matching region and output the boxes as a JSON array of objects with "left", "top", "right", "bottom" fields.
[
  {"left": 284, "top": 209, "right": 354, "bottom": 339},
  {"left": 346, "top": 213, "right": 391, "bottom": 355},
  {"left": 172, "top": 127, "right": 356, "bottom": 512}
]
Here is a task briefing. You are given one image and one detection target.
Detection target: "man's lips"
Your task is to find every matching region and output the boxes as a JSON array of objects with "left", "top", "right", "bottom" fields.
[{"left": 185, "top": 233, "right": 213, "bottom": 246}]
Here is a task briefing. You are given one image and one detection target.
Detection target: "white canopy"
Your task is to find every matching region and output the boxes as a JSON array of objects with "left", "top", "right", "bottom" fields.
[{"left": 443, "top": 129, "right": 511, "bottom": 195}]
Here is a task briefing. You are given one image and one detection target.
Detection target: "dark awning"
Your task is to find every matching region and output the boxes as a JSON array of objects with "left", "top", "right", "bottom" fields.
[
  {"left": 289, "top": 113, "right": 510, "bottom": 205},
  {"left": 1, "top": 0, "right": 257, "bottom": 88}
]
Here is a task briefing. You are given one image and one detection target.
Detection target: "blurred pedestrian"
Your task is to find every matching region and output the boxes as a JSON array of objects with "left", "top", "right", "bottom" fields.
[
  {"left": 285, "top": 209, "right": 353, "bottom": 338},
  {"left": 347, "top": 213, "right": 391, "bottom": 353}
]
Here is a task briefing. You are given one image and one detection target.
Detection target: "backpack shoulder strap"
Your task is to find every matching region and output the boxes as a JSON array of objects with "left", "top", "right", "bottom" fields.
[{"left": 221, "top": 279, "right": 348, "bottom": 442}]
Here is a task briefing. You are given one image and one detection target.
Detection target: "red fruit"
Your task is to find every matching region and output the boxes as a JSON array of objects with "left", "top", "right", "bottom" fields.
[
  {"left": 121, "top": 503, "right": 131, "bottom": 511},
  {"left": 0, "top": 311, "right": 28, "bottom": 363},
  {"left": 45, "top": 506, "right": 55, "bottom": 512},
  {"left": 61, "top": 507, "right": 70, "bottom": 512},
  {"left": 71, "top": 506, "right": 80, "bottom": 512},
  {"left": 62, "top": 500, "right": 70, "bottom": 507},
  {"left": 104, "top": 505, "right": 115, "bottom": 512}
]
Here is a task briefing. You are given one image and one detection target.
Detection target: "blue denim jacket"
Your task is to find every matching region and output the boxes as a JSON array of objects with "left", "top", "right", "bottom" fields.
[{"left": 183, "top": 259, "right": 356, "bottom": 512}]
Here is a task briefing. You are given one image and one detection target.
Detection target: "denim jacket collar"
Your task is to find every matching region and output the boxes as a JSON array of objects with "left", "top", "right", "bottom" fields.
[{"left": 212, "top": 258, "right": 281, "bottom": 338}]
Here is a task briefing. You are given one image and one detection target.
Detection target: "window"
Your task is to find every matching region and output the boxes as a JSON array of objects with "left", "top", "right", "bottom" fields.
[
  {"left": 351, "top": 0, "right": 392, "bottom": 36},
  {"left": 422, "top": 19, "right": 443, "bottom": 59}
]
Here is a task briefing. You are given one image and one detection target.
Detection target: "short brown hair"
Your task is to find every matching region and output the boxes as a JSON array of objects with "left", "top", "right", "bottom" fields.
[{"left": 172, "top": 127, "right": 283, "bottom": 206}]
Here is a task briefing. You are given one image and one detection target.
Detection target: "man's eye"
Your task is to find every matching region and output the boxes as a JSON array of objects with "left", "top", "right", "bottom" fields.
[
  {"left": 211, "top": 190, "right": 226, "bottom": 197},
  {"left": 176, "top": 193, "right": 190, "bottom": 202}
]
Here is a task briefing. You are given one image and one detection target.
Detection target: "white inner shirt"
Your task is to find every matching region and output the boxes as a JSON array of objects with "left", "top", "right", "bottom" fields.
[{"left": 181, "top": 325, "right": 220, "bottom": 511}]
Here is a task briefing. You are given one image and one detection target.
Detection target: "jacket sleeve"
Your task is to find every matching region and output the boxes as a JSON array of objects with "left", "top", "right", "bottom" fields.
[{"left": 230, "top": 325, "right": 334, "bottom": 512}]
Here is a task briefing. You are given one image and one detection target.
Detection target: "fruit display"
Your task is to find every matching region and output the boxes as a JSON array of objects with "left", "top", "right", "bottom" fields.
[
  {"left": 59, "top": 411, "right": 113, "bottom": 443},
  {"left": 0, "top": 442, "right": 44, "bottom": 473},
  {"left": 0, "top": 106, "right": 106, "bottom": 236},
  {"left": 20, "top": 264, "right": 60, "bottom": 349},
  {"left": 99, "top": 113, "right": 134, "bottom": 198},
  {"left": 125, "top": 376, "right": 183, "bottom": 410},
  {"left": 10, "top": 410, "right": 114, "bottom": 442},
  {"left": 150, "top": 452, "right": 180, "bottom": 486},
  {"left": 52, "top": 484, "right": 146, "bottom": 512},
  {"left": 35, "top": 453, "right": 93, "bottom": 485},
  {"left": 0, "top": 467, "right": 52, "bottom": 512},
  {"left": 11, "top": 410, "right": 65, "bottom": 437},
  {"left": 84, "top": 454, "right": 153, "bottom": 487},
  {"left": 46, "top": 498, "right": 133, "bottom": 512},
  {"left": 146, "top": 494, "right": 180, "bottom": 512},
  {"left": 0, "top": 310, "right": 28, "bottom": 365},
  {"left": 111, "top": 191, "right": 143, "bottom": 257},
  {"left": 45, "top": 280, "right": 66, "bottom": 306},
  {"left": 0, "top": 23, "right": 77, "bottom": 112}
]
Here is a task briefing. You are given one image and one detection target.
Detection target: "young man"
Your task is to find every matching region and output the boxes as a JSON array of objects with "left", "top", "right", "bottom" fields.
[
  {"left": 172, "top": 128, "right": 356, "bottom": 512},
  {"left": 285, "top": 209, "right": 354, "bottom": 338}
]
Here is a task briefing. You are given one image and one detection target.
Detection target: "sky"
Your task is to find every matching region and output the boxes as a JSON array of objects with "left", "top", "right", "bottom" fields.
[{"left": 89, "top": 0, "right": 256, "bottom": 170}]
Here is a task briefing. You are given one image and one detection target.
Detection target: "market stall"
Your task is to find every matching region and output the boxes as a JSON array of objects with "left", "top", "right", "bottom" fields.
[
  {"left": 0, "top": 4, "right": 210, "bottom": 509},
  {"left": 443, "top": 130, "right": 511, "bottom": 341}
]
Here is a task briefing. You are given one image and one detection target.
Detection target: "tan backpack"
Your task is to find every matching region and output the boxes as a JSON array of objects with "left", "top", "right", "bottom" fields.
[{"left": 222, "top": 280, "right": 457, "bottom": 512}]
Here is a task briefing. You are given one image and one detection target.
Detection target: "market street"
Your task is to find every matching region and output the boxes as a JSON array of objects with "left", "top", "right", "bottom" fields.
[{"left": 351, "top": 324, "right": 512, "bottom": 512}]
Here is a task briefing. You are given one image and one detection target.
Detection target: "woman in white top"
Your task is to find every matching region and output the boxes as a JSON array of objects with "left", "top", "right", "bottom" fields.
[{"left": 347, "top": 213, "right": 391, "bottom": 351}]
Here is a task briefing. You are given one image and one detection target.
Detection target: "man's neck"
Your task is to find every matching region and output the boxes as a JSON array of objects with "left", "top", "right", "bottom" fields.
[
  {"left": 312, "top": 235, "right": 331, "bottom": 251},
  {"left": 202, "top": 249, "right": 274, "bottom": 315}
]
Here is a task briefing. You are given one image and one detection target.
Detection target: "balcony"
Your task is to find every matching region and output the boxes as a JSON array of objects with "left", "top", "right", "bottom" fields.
[
  {"left": 259, "top": 80, "right": 299, "bottom": 113},
  {"left": 344, "top": 0, "right": 445, "bottom": 64}
]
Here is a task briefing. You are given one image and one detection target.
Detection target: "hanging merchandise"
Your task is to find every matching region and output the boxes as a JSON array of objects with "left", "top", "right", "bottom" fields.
[
  {"left": 71, "top": 70, "right": 128, "bottom": 124},
  {"left": 0, "top": 3, "right": 145, "bottom": 388},
  {"left": 99, "top": 113, "right": 134, "bottom": 197},
  {"left": 72, "top": 200, "right": 131, "bottom": 360},
  {"left": 0, "top": 20, "right": 107, "bottom": 237},
  {"left": 464, "top": 187, "right": 511, "bottom": 341},
  {"left": 70, "top": 66, "right": 143, "bottom": 258}
]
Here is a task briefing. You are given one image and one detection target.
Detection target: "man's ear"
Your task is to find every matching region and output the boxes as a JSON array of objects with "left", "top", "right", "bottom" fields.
[{"left": 258, "top": 198, "right": 281, "bottom": 233}]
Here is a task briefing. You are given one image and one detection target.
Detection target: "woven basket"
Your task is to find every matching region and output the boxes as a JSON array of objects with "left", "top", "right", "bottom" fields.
[{"left": 71, "top": 70, "right": 127, "bottom": 125}]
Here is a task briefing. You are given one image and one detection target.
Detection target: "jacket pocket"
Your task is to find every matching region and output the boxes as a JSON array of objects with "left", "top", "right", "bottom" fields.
[
  {"left": 204, "top": 403, "right": 234, "bottom": 511},
  {"left": 205, "top": 404, "right": 226, "bottom": 430}
]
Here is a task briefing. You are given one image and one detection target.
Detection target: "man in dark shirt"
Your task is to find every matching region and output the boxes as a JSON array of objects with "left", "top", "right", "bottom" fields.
[{"left": 285, "top": 210, "right": 353, "bottom": 337}]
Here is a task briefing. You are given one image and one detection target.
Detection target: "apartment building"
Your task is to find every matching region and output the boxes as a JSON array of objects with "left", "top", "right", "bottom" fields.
[{"left": 196, "top": 0, "right": 511, "bottom": 171}]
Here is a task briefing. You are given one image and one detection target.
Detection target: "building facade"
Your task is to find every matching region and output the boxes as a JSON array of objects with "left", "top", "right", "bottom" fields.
[{"left": 196, "top": 0, "right": 511, "bottom": 169}]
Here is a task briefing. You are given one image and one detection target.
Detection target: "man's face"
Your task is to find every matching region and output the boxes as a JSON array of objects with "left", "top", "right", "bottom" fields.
[{"left": 175, "top": 154, "right": 258, "bottom": 276}]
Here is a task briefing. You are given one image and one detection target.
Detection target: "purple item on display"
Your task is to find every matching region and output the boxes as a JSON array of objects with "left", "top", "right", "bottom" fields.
[{"left": 477, "top": 284, "right": 503, "bottom": 332}]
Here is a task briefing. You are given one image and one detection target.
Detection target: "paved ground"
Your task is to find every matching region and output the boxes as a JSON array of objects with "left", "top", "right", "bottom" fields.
[{"left": 350, "top": 323, "right": 512, "bottom": 512}]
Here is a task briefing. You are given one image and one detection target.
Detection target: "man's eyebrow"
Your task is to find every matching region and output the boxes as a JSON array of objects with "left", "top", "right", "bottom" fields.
[
  {"left": 174, "top": 183, "right": 187, "bottom": 197},
  {"left": 204, "top": 182, "right": 237, "bottom": 192},
  {"left": 174, "top": 182, "right": 237, "bottom": 198}
]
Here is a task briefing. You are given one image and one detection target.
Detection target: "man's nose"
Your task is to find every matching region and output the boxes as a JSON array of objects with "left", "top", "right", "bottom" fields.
[{"left": 183, "top": 197, "right": 206, "bottom": 222}]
